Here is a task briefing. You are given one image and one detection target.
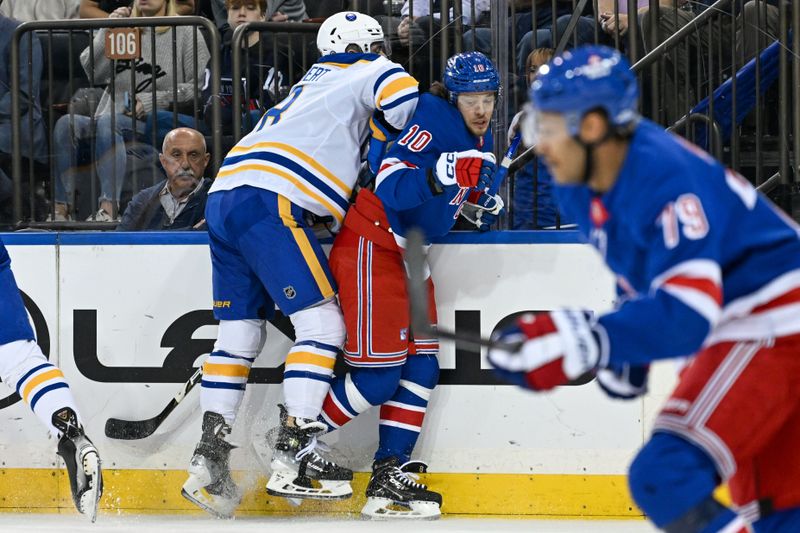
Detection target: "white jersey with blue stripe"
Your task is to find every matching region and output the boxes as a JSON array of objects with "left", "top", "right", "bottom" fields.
[
  {"left": 210, "top": 52, "right": 418, "bottom": 230},
  {"left": 557, "top": 119, "right": 800, "bottom": 369}
]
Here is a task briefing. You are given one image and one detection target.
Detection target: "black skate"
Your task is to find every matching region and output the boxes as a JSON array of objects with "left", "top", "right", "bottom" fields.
[
  {"left": 265, "top": 404, "right": 353, "bottom": 501},
  {"left": 361, "top": 456, "right": 442, "bottom": 520},
  {"left": 53, "top": 407, "right": 103, "bottom": 523},
  {"left": 181, "top": 411, "right": 242, "bottom": 518}
]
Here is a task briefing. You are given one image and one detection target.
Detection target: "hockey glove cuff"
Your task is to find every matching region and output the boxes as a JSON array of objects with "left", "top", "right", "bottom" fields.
[
  {"left": 596, "top": 364, "right": 649, "bottom": 400},
  {"left": 461, "top": 191, "right": 505, "bottom": 231},
  {"left": 488, "top": 310, "right": 602, "bottom": 391}
]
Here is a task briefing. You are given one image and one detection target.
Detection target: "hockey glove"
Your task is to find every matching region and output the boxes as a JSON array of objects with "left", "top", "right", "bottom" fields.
[
  {"left": 596, "top": 364, "right": 649, "bottom": 400},
  {"left": 435, "top": 150, "right": 496, "bottom": 189},
  {"left": 488, "top": 310, "right": 601, "bottom": 391},
  {"left": 461, "top": 191, "right": 505, "bottom": 231},
  {"left": 507, "top": 110, "right": 525, "bottom": 146}
]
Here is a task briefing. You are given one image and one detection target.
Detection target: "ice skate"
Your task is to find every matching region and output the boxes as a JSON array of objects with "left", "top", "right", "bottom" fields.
[
  {"left": 53, "top": 407, "right": 103, "bottom": 523},
  {"left": 361, "top": 456, "right": 442, "bottom": 520},
  {"left": 265, "top": 404, "right": 353, "bottom": 501},
  {"left": 181, "top": 411, "right": 242, "bottom": 518}
]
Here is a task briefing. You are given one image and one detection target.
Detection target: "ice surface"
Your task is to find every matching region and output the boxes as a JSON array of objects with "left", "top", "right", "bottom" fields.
[{"left": 0, "top": 514, "right": 657, "bottom": 532}]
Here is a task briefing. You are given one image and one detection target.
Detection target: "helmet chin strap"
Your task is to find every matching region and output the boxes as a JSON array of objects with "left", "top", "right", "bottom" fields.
[{"left": 574, "top": 126, "right": 615, "bottom": 185}]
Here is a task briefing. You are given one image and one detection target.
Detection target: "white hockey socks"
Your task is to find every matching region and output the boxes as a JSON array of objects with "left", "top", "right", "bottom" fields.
[
  {"left": 200, "top": 319, "right": 264, "bottom": 424},
  {"left": 0, "top": 340, "right": 82, "bottom": 438}
]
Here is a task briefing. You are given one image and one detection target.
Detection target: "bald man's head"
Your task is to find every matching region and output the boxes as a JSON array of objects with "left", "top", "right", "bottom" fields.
[{"left": 159, "top": 128, "right": 209, "bottom": 199}]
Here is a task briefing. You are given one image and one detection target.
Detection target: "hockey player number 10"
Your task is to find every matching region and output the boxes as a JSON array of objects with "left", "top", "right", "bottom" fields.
[
  {"left": 660, "top": 193, "right": 709, "bottom": 250},
  {"left": 397, "top": 125, "right": 432, "bottom": 152}
]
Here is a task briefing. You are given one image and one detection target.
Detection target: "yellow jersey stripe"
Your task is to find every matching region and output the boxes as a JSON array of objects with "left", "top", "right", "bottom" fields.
[
  {"left": 378, "top": 76, "right": 418, "bottom": 107},
  {"left": 278, "top": 196, "right": 335, "bottom": 299},
  {"left": 227, "top": 142, "right": 351, "bottom": 195},
  {"left": 369, "top": 117, "right": 387, "bottom": 142},
  {"left": 203, "top": 362, "right": 251, "bottom": 378},
  {"left": 323, "top": 59, "right": 373, "bottom": 69},
  {"left": 216, "top": 163, "right": 345, "bottom": 225},
  {"left": 22, "top": 369, "right": 64, "bottom": 403},
  {"left": 285, "top": 351, "right": 337, "bottom": 370}
]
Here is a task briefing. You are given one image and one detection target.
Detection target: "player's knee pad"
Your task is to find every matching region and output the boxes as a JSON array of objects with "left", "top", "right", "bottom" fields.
[
  {"left": 629, "top": 432, "right": 725, "bottom": 529},
  {"left": 290, "top": 298, "right": 345, "bottom": 348},
  {"left": 213, "top": 319, "right": 265, "bottom": 358},
  {"left": 0, "top": 340, "right": 46, "bottom": 385}
]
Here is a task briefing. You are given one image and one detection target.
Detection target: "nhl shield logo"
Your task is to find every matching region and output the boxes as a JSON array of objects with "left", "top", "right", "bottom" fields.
[
  {"left": 283, "top": 286, "right": 297, "bottom": 299},
  {"left": 400, "top": 328, "right": 408, "bottom": 341}
]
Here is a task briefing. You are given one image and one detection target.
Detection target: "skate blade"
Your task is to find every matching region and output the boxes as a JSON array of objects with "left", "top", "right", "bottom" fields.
[
  {"left": 181, "top": 485, "right": 239, "bottom": 519},
  {"left": 361, "top": 497, "right": 441, "bottom": 520},
  {"left": 266, "top": 470, "right": 352, "bottom": 501},
  {"left": 79, "top": 451, "right": 102, "bottom": 523}
]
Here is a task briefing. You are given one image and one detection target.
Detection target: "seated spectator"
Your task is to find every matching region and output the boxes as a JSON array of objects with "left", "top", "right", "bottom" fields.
[
  {"left": 53, "top": 0, "right": 211, "bottom": 222},
  {"left": 463, "top": 0, "right": 531, "bottom": 55},
  {"left": 516, "top": 2, "right": 603, "bottom": 78},
  {"left": 737, "top": 0, "right": 788, "bottom": 62},
  {"left": 510, "top": 48, "right": 571, "bottom": 229},
  {"left": 266, "top": 0, "right": 307, "bottom": 22},
  {"left": 383, "top": 1, "right": 489, "bottom": 87},
  {"left": 0, "top": 3, "right": 48, "bottom": 224},
  {"left": 201, "top": 0, "right": 280, "bottom": 137},
  {"left": 175, "top": 0, "right": 196, "bottom": 15},
  {"left": 0, "top": 0, "right": 80, "bottom": 20},
  {"left": 79, "top": 0, "right": 133, "bottom": 18},
  {"left": 118, "top": 127, "right": 210, "bottom": 230}
]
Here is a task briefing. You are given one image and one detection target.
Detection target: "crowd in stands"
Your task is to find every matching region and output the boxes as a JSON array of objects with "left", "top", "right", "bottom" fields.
[{"left": 0, "top": 0, "right": 793, "bottom": 230}]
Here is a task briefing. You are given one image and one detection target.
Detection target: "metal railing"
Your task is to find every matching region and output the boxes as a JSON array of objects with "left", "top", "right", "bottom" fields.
[
  {"left": 10, "top": 16, "right": 220, "bottom": 225},
  {"left": 5, "top": 2, "right": 797, "bottom": 229}
]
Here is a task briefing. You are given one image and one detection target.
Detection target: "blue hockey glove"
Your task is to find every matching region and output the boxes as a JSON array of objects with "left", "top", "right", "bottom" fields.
[
  {"left": 488, "top": 310, "right": 601, "bottom": 391},
  {"left": 435, "top": 150, "right": 496, "bottom": 189},
  {"left": 461, "top": 191, "right": 505, "bottom": 231},
  {"left": 596, "top": 364, "right": 649, "bottom": 400},
  {"left": 366, "top": 136, "right": 388, "bottom": 177}
]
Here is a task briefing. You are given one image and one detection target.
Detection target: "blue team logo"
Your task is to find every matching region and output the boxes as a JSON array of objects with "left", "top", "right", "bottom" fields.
[{"left": 345, "top": 13, "right": 357, "bottom": 21}]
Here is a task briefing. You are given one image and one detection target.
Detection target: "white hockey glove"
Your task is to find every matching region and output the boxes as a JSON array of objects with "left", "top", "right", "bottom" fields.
[
  {"left": 507, "top": 110, "right": 525, "bottom": 146},
  {"left": 434, "top": 150, "right": 496, "bottom": 189},
  {"left": 461, "top": 191, "right": 505, "bottom": 231}
]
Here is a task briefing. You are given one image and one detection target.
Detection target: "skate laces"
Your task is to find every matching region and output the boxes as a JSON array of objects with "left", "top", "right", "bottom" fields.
[
  {"left": 294, "top": 435, "right": 335, "bottom": 465},
  {"left": 392, "top": 464, "right": 426, "bottom": 490}
]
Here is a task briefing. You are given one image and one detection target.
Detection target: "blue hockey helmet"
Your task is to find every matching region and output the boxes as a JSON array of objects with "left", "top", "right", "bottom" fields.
[
  {"left": 443, "top": 51, "right": 501, "bottom": 105},
  {"left": 528, "top": 45, "right": 638, "bottom": 138}
]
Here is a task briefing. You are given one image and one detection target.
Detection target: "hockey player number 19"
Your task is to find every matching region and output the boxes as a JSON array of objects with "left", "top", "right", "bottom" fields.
[{"left": 660, "top": 193, "right": 709, "bottom": 249}]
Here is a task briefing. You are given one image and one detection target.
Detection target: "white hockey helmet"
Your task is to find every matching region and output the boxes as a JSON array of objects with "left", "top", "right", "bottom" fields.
[{"left": 316, "top": 11, "right": 386, "bottom": 56}]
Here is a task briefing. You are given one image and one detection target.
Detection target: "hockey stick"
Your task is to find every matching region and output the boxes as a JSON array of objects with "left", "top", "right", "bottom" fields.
[
  {"left": 487, "top": 133, "right": 522, "bottom": 196},
  {"left": 104, "top": 366, "right": 203, "bottom": 440},
  {"left": 405, "top": 229, "right": 520, "bottom": 351}
]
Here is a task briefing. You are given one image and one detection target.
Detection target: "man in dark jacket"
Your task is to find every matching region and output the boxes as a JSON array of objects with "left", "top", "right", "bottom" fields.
[{"left": 118, "top": 127, "right": 211, "bottom": 231}]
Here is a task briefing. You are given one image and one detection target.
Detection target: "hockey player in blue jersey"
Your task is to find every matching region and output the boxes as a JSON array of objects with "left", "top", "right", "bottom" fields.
[
  {"left": 182, "top": 11, "right": 419, "bottom": 516},
  {"left": 0, "top": 238, "right": 102, "bottom": 521},
  {"left": 488, "top": 45, "right": 800, "bottom": 532},
  {"left": 320, "top": 51, "right": 504, "bottom": 519}
]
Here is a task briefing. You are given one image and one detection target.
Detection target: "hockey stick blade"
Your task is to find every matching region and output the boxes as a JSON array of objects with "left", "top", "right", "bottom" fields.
[
  {"left": 405, "top": 229, "right": 521, "bottom": 351},
  {"left": 104, "top": 366, "right": 203, "bottom": 440}
]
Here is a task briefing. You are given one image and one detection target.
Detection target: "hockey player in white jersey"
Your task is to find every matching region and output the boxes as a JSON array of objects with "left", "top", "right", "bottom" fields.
[{"left": 181, "top": 11, "right": 419, "bottom": 517}]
